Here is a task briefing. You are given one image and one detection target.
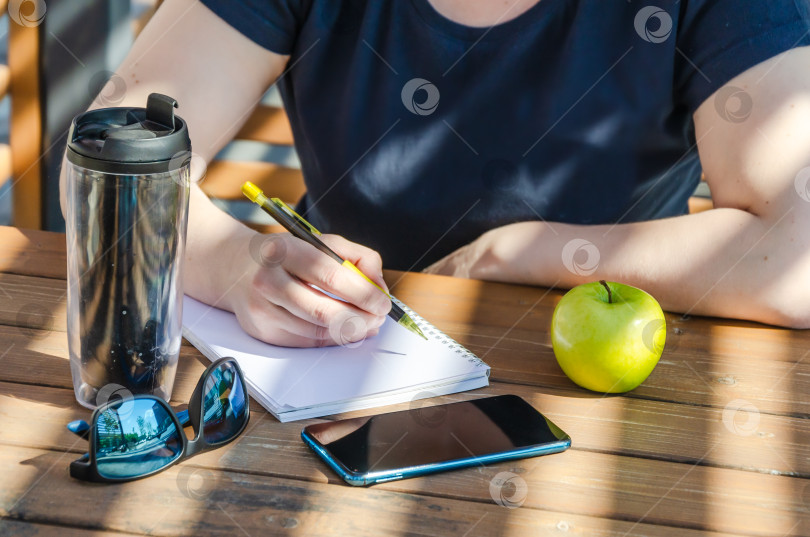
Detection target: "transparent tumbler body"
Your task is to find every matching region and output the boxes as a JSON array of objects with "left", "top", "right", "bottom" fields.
[{"left": 65, "top": 161, "right": 190, "bottom": 408}]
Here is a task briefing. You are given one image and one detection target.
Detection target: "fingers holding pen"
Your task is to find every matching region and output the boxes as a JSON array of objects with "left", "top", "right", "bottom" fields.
[
  {"left": 284, "top": 234, "right": 392, "bottom": 318},
  {"left": 321, "top": 234, "right": 390, "bottom": 294},
  {"left": 269, "top": 271, "right": 386, "bottom": 338},
  {"left": 250, "top": 232, "right": 390, "bottom": 315},
  {"left": 238, "top": 301, "right": 381, "bottom": 348},
  {"left": 241, "top": 234, "right": 386, "bottom": 347},
  {"left": 240, "top": 184, "right": 398, "bottom": 346}
]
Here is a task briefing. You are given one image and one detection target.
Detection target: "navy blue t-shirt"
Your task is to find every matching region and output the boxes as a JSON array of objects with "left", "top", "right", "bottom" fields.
[{"left": 201, "top": 0, "right": 810, "bottom": 270}]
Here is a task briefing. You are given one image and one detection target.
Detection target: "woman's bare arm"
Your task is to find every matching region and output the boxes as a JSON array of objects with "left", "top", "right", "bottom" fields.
[{"left": 61, "top": 0, "right": 390, "bottom": 346}]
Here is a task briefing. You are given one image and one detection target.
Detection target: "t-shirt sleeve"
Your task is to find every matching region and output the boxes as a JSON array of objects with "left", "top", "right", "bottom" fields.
[
  {"left": 200, "top": 0, "right": 312, "bottom": 55},
  {"left": 675, "top": 0, "right": 810, "bottom": 113}
]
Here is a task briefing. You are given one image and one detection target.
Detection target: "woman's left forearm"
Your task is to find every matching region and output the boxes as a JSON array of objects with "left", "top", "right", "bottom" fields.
[{"left": 467, "top": 207, "right": 810, "bottom": 327}]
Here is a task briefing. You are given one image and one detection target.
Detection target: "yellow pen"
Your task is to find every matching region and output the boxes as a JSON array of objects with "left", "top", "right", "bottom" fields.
[{"left": 242, "top": 181, "right": 427, "bottom": 341}]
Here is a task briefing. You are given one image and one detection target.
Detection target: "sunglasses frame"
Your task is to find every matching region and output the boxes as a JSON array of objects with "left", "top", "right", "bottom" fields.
[{"left": 69, "top": 357, "right": 250, "bottom": 483}]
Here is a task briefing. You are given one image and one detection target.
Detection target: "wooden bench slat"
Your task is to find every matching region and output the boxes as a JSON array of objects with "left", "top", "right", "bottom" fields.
[
  {"left": 244, "top": 223, "right": 289, "bottom": 235},
  {"left": 131, "top": 0, "right": 162, "bottom": 38},
  {"left": 0, "top": 144, "right": 13, "bottom": 190},
  {"left": 234, "top": 104, "right": 295, "bottom": 146},
  {"left": 9, "top": 21, "right": 44, "bottom": 229},
  {"left": 0, "top": 65, "right": 10, "bottom": 101},
  {"left": 689, "top": 196, "right": 714, "bottom": 213},
  {"left": 201, "top": 160, "right": 305, "bottom": 202}
]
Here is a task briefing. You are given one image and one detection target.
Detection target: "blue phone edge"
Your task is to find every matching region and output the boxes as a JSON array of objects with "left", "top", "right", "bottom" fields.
[{"left": 300, "top": 427, "right": 572, "bottom": 487}]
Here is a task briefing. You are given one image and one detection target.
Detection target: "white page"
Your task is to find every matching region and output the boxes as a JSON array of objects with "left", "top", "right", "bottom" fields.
[
  {"left": 182, "top": 296, "right": 489, "bottom": 409},
  {"left": 272, "top": 376, "right": 490, "bottom": 422}
]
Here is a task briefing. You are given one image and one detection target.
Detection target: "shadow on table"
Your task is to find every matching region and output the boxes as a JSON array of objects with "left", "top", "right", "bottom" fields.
[{"left": 601, "top": 232, "right": 810, "bottom": 535}]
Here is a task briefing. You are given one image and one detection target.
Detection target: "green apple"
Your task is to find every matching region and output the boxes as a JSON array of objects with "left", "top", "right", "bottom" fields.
[{"left": 550, "top": 280, "right": 665, "bottom": 393}]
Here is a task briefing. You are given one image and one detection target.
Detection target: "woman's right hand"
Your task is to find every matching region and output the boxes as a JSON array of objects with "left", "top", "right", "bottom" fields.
[{"left": 224, "top": 231, "right": 392, "bottom": 348}]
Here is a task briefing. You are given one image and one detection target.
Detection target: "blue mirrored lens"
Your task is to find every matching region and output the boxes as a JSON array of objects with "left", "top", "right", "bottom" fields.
[
  {"left": 202, "top": 362, "right": 248, "bottom": 444},
  {"left": 95, "top": 399, "right": 183, "bottom": 479}
]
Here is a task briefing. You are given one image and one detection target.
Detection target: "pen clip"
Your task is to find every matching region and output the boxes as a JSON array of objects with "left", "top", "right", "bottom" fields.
[{"left": 270, "top": 198, "right": 322, "bottom": 236}]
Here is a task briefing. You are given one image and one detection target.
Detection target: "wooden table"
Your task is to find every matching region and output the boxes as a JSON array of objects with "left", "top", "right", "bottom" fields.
[{"left": 0, "top": 225, "right": 808, "bottom": 537}]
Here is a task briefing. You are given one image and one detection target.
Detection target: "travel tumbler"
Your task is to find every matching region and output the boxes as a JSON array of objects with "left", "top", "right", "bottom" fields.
[{"left": 65, "top": 93, "right": 191, "bottom": 408}]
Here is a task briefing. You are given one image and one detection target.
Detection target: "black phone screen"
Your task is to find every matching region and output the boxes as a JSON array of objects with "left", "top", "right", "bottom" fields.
[{"left": 303, "top": 395, "right": 569, "bottom": 474}]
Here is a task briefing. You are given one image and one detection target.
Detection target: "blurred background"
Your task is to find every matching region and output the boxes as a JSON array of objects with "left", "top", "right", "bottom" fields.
[{"left": 1, "top": 0, "right": 304, "bottom": 232}]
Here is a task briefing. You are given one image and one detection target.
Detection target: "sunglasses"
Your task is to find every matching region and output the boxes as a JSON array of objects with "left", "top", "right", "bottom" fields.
[{"left": 66, "top": 358, "right": 250, "bottom": 483}]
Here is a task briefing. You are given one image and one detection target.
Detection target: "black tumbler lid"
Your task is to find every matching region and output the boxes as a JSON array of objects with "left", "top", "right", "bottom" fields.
[{"left": 66, "top": 93, "right": 192, "bottom": 174}]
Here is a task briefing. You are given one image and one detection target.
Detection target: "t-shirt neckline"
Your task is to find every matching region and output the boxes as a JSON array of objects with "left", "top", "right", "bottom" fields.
[{"left": 409, "top": 0, "right": 560, "bottom": 41}]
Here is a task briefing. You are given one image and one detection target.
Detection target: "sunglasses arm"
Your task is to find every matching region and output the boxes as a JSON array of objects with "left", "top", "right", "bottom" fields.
[
  {"left": 176, "top": 408, "right": 190, "bottom": 426},
  {"left": 66, "top": 419, "right": 91, "bottom": 440},
  {"left": 66, "top": 410, "right": 191, "bottom": 441}
]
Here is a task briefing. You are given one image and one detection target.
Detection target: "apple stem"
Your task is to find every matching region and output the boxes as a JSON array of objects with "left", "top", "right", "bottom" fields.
[{"left": 599, "top": 280, "right": 612, "bottom": 304}]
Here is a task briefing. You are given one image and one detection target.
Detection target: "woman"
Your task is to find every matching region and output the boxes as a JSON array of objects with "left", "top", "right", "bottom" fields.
[{"left": 69, "top": 0, "right": 810, "bottom": 346}]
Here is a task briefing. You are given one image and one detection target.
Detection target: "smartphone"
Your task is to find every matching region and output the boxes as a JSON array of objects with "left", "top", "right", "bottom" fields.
[{"left": 301, "top": 394, "right": 571, "bottom": 486}]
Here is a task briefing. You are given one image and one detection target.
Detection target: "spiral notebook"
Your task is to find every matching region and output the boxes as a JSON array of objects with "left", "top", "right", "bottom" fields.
[{"left": 182, "top": 296, "right": 490, "bottom": 422}]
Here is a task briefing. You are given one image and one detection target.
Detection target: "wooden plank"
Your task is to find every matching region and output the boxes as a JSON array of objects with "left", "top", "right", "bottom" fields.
[
  {"left": 234, "top": 104, "right": 295, "bottom": 146},
  {"left": 244, "top": 223, "right": 289, "bottom": 235},
  {"left": 689, "top": 196, "right": 713, "bottom": 214},
  {"left": 0, "top": 273, "right": 67, "bottom": 332},
  {"left": 9, "top": 19, "right": 43, "bottom": 229},
  {"left": 0, "top": 445, "right": 768, "bottom": 537},
  {"left": 0, "top": 330, "right": 209, "bottom": 392},
  {"left": 131, "top": 0, "right": 162, "bottom": 38},
  {"left": 0, "top": 519, "right": 145, "bottom": 537},
  {"left": 0, "top": 227, "right": 67, "bottom": 279},
  {"left": 0, "top": 144, "right": 13, "bottom": 190},
  {"left": 2, "top": 265, "right": 810, "bottom": 419},
  {"left": 385, "top": 274, "right": 810, "bottom": 415},
  {"left": 2, "top": 342, "right": 810, "bottom": 479},
  {"left": 0, "top": 65, "right": 10, "bottom": 101},
  {"left": 0, "top": 221, "right": 285, "bottom": 279},
  {"left": 201, "top": 160, "right": 306, "bottom": 202}
]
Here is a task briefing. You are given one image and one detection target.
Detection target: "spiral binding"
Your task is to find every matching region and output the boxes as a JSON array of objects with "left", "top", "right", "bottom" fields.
[{"left": 392, "top": 296, "right": 487, "bottom": 368}]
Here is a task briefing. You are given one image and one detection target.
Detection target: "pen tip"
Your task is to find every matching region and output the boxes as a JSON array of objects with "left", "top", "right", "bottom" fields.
[{"left": 401, "top": 318, "right": 427, "bottom": 340}]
